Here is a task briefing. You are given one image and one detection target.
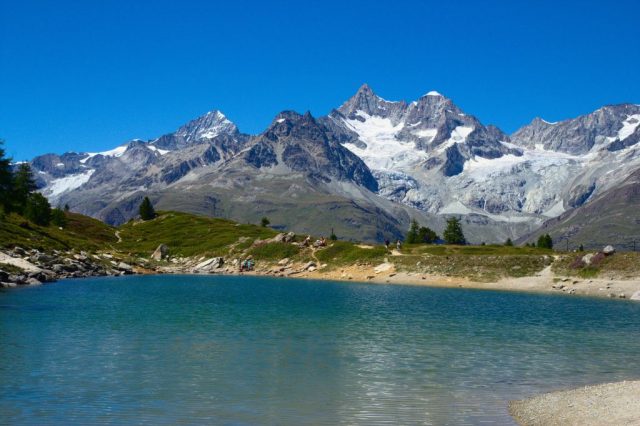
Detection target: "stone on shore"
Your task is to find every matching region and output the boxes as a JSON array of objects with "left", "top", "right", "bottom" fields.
[
  {"left": 602, "top": 245, "right": 616, "bottom": 255},
  {"left": 152, "top": 244, "right": 169, "bottom": 261}
]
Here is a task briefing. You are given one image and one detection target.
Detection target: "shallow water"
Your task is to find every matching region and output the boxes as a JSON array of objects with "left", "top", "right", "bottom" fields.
[{"left": 1, "top": 275, "right": 640, "bottom": 425}]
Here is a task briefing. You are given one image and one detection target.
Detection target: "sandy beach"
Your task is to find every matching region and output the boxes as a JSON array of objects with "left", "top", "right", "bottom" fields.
[{"left": 509, "top": 381, "right": 640, "bottom": 425}]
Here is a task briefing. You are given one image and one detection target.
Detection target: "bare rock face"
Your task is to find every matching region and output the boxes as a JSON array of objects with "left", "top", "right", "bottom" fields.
[{"left": 152, "top": 244, "right": 169, "bottom": 261}]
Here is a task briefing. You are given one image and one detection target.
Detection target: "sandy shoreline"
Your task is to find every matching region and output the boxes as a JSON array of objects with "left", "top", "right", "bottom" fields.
[
  {"left": 238, "top": 261, "right": 640, "bottom": 302},
  {"left": 509, "top": 380, "right": 640, "bottom": 425}
]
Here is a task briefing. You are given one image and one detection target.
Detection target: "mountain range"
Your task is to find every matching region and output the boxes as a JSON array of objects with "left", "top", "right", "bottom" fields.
[{"left": 27, "top": 84, "right": 640, "bottom": 247}]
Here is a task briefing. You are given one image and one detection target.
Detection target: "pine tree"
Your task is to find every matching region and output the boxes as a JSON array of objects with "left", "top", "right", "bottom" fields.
[
  {"left": 139, "top": 196, "right": 156, "bottom": 221},
  {"left": 406, "top": 219, "right": 419, "bottom": 243},
  {"left": 24, "top": 193, "right": 52, "bottom": 226},
  {"left": 505, "top": 238, "right": 513, "bottom": 246},
  {"left": 418, "top": 226, "right": 438, "bottom": 244},
  {"left": 12, "top": 163, "right": 37, "bottom": 213},
  {"left": 443, "top": 217, "right": 466, "bottom": 245},
  {"left": 329, "top": 228, "right": 337, "bottom": 241},
  {"left": 0, "top": 140, "right": 14, "bottom": 213},
  {"left": 537, "top": 234, "right": 553, "bottom": 249},
  {"left": 260, "top": 217, "right": 270, "bottom": 227}
]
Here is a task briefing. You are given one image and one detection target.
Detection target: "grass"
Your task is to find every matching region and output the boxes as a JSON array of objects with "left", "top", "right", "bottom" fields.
[
  {"left": 0, "top": 212, "right": 116, "bottom": 252},
  {"left": 248, "top": 242, "right": 301, "bottom": 260},
  {"left": 553, "top": 251, "right": 640, "bottom": 279},
  {"left": 0, "top": 262, "right": 25, "bottom": 274},
  {"left": 116, "top": 211, "right": 278, "bottom": 257},
  {"left": 392, "top": 244, "right": 554, "bottom": 281},
  {"left": 315, "top": 241, "right": 388, "bottom": 266}
]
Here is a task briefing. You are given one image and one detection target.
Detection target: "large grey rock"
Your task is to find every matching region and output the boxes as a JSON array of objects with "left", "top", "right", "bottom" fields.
[
  {"left": 603, "top": 245, "right": 616, "bottom": 255},
  {"left": 152, "top": 244, "right": 169, "bottom": 261}
]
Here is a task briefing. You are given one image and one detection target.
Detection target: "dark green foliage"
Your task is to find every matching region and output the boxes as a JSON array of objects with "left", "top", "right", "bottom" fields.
[
  {"left": 418, "top": 226, "right": 438, "bottom": 244},
  {"left": 505, "top": 238, "right": 513, "bottom": 246},
  {"left": 139, "top": 196, "right": 156, "bottom": 221},
  {"left": 443, "top": 217, "right": 466, "bottom": 245},
  {"left": 405, "top": 219, "right": 420, "bottom": 243},
  {"left": 578, "top": 244, "right": 584, "bottom": 252},
  {"left": 12, "top": 163, "right": 37, "bottom": 213},
  {"left": 51, "top": 208, "right": 67, "bottom": 227},
  {"left": 24, "top": 193, "right": 52, "bottom": 226},
  {"left": 537, "top": 234, "right": 553, "bottom": 249},
  {"left": 0, "top": 140, "right": 14, "bottom": 212},
  {"left": 329, "top": 228, "right": 337, "bottom": 241},
  {"left": 260, "top": 216, "right": 270, "bottom": 227},
  {"left": 406, "top": 219, "right": 439, "bottom": 244},
  {"left": 64, "top": 204, "right": 70, "bottom": 212}
]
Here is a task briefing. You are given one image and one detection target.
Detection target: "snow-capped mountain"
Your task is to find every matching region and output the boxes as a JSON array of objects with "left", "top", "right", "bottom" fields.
[
  {"left": 322, "top": 86, "right": 640, "bottom": 231},
  {"left": 26, "top": 85, "right": 640, "bottom": 243}
]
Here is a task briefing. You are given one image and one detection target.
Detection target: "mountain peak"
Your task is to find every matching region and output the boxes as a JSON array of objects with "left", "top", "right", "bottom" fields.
[
  {"left": 175, "top": 109, "right": 238, "bottom": 142},
  {"left": 424, "top": 90, "right": 443, "bottom": 97}
]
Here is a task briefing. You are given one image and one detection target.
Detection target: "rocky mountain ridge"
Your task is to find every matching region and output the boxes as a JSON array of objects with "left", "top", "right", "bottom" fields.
[{"left": 25, "top": 85, "right": 640, "bottom": 243}]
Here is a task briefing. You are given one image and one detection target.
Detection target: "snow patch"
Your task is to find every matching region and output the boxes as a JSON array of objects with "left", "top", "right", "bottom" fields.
[
  {"left": 425, "top": 91, "right": 443, "bottom": 97},
  {"left": 436, "top": 126, "right": 474, "bottom": 152},
  {"left": 276, "top": 118, "right": 286, "bottom": 123},
  {"left": 45, "top": 170, "right": 95, "bottom": 198},
  {"left": 413, "top": 128, "right": 438, "bottom": 140},
  {"left": 80, "top": 145, "right": 127, "bottom": 163},
  {"left": 618, "top": 114, "right": 640, "bottom": 141},
  {"left": 340, "top": 111, "right": 429, "bottom": 171},
  {"left": 147, "top": 145, "right": 169, "bottom": 155},
  {"left": 543, "top": 200, "right": 565, "bottom": 217}
]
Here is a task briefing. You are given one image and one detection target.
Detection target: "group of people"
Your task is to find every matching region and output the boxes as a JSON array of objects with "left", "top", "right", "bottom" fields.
[
  {"left": 302, "top": 235, "right": 327, "bottom": 248},
  {"left": 239, "top": 258, "right": 254, "bottom": 272},
  {"left": 384, "top": 239, "right": 402, "bottom": 251}
]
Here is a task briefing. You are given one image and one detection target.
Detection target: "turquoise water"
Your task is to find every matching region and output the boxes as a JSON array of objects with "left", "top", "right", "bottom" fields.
[{"left": 2, "top": 275, "right": 640, "bottom": 425}]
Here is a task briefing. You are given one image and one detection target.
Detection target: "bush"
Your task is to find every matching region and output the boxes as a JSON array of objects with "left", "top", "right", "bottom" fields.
[
  {"left": 51, "top": 208, "right": 67, "bottom": 227},
  {"left": 260, "top": 217, "right": 270, "bottom": 227}
]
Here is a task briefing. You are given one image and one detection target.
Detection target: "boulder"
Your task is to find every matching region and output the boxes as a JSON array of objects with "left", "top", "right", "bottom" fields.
[
  {"left": 581, "top": 253, "right": 594, "bottom": 265},
  {"left": 603, "top": 245, "right": 616, "bottom": 256},
  {"left": 152, "top": 244, "right": 169, "bottom": 261},
  {"left": 303, "top": 261, "right": 316, "bottom": 271},
  {"left": 117, "top": 262, "right": 133, "bottom": 272},
  {"left": 630, "top": 291, "right": 640, "bottom": 301},
  {"left": 193, "top": 257, "right": 224, "bottom": 272},
  {"left": 25, "top": 277, "right": 42, "bottom": 286},
  {"left": 273, "top": 233, "right": 286, "bottom": 243},
  {"left": 283, "top": 232, "right": 296, "bottom": 243},
  {"left": 278, "top": 258, "right": 290, "bottom": 266}
]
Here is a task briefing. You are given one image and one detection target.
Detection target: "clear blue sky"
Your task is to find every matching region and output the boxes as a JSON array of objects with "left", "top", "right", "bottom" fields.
[{"left": 2, "top": 0, "right": 639, "bottom": 160}]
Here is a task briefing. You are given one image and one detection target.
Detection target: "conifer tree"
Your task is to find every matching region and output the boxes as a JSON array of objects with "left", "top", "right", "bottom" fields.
[
  {"left": 443, "top": 217, "right": 466, "bottom": 245},
  {"left": 13, "top": 163, "right": 37, "bottom": 213},
  {"left": 139, "top": 196, "right": 156, "bottom": 221},
  {"left": 0, "top": 140, "right": 14, "bottom": 213},
  {"left": 418, "top": 226, "right": 439, "bottom": 244},
  {"left": 406, "top": 219, "right": 420, "bottom": 243},
  {"left": 24, "top": 193, "right": 52, "bottom": 226}
]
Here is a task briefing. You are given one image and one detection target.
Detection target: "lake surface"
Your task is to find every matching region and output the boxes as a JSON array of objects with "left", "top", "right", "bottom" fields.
[{"left": 2, "top": 275, "right": 640, "bottom": 425}]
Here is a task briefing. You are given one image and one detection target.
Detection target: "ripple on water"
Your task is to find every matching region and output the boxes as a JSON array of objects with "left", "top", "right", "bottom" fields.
[{"left": 1, "top": 274, "right": 640, "bottom": 425}]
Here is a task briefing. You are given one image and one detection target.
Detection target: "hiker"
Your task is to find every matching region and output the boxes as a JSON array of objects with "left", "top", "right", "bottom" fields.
[
  {"left": 384, "top": 239, "right": 390, "bottom": 250},
  {"left": 396, "top": 240, "right": 402, "bottom": 251},
  {"left": 303, "top": 235, "right": 312, "bottom": 247}
]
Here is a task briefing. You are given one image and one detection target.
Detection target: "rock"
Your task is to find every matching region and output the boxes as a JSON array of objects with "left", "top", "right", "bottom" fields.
[
  {"left": 117, "top": 262, "right": 133, "bottom": 272},
  {"left": 1, "top": 282, "right": 17, "bottom": 288},
  {"left": 618, "top": 293, "right": 626, "bottom": 299},
  {"left": 630, "top": 291, "right": 640, "bottom": 301},
  {"left": 374, "top": 262, "right": 393, "bottom": 274},
  {"left": 193, "top": 257, "right": 224, "bottom": 272},
  {"left": 603, "top": 245, "right": 616, "bottom": 255},
  {"left": 561, "top": 278, "right": 570, "bottom": 282},
  {"left": 307, "top": 266, "right": 317, "bottom": 272},
  {"left": 152, "top": 244, "right": 169, "bottom": 261},
  {"left": 582, "top": 253, "right": 594, "bottom": 265},
  {"left": 273, "top": 233, "right": 286, "bottom": 243},
  {"left": 303, "top": 261, "right": 316, "bottom": 271},
  {"left": 278, "top": 258, "right": 290, "bottom": 266},
  {"left": 552, "top": 284, "right": 565, "bottom": 290},
  {"left": 25, "top": 277, "right": 42, "bottom": 286}
]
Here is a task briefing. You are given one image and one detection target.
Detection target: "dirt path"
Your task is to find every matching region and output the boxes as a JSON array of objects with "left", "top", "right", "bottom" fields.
[{"left": 114, "top": 231, "right": 122, "bottom": 243}]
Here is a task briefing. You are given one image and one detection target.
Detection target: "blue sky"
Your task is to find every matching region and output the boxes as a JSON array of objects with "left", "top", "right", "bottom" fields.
[{"left": 1, "top": 0, "right": 639, "bottom": 160}]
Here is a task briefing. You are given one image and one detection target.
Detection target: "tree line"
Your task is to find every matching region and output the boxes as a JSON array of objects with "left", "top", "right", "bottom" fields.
[{"left": 0, "top": 140, "right": 67, "bottom": 227}]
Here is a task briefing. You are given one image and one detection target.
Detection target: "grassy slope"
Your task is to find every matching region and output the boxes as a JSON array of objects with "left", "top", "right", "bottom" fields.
[
  {"left": 0, "top": 212, "right": 117, "bottom": 252},
  {"left": 116, "top": 211, "right": 278, "bottom": 257},
  {"left": 2, "top": 209, "right": 637, "bottom": 281}
]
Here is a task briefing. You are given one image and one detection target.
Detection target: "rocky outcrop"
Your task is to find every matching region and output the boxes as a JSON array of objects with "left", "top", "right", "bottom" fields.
[{"left": 0, "top": 247, "right": 137, "bottom": 288}]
